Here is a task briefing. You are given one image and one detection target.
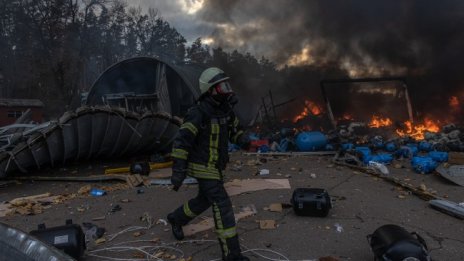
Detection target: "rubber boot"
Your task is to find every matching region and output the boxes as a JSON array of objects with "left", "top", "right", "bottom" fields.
[
  {"left": 167, "top": 213, "right": 184, "bottom": 240},
  {"left": 223, "top": 253, "right": 250, "bottom": 261},
  {"left": 221, "top": 236, "right": 249, "bottom": 261}
]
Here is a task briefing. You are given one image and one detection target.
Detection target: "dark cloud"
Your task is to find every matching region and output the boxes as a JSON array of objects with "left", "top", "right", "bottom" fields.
[{"left": 197, "top": 0, "right": 464, "bottom": 117}]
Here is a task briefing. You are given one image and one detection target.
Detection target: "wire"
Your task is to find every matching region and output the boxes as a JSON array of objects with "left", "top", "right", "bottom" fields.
[
  {"left": 107, "top": 213, "right": 155, "bottom": 242},
  {"left": 243, "top": 248, "right": 291, "bottom": 261},
  {"left": 106, "top": 226, "right": 151, "bottom": 242},
  {"left": 87, "top": 246, "right": 163, "bottom": 260},
  {"left": 88, "top": 238, "right": 307, "bottom": 261}
]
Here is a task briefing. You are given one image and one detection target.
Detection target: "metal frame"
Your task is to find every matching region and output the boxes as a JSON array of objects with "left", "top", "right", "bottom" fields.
[{"left": 320, "top": 77, "right": 414, "bottom": 128}]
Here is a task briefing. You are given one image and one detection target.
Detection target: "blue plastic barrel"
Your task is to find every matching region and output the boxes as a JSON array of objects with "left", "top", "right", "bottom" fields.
[
  {"left": 397, "top": 145, "right": 418, "bottom": 158},
  {"left": 418, "top": 141, "right": 433, "bottom": 152},
  {"left": 258, "top": 145, "right": 270, "bottom": 153},
  {"left": 369, "top": 153, "right": 394, "bottom": 164},
  {"left": 325, "top": 144, "right": 335, "bottom": 151},
  {"left": 296, "top": 131, "right": 328, "bottom": 151},
  {"left": 385, "top": 142, "right": 397, "bottom": 152},
  {"left": 341, "top": 143, "right": 354, "bottom": 151},
  {"left": 428, "top": 151, "right": 448, "bottom": 162},
  {"left": 355, "top": 147, "right": 372, "bottom": 163},
  {"left": 411, "top": 156, "right": 438, "bottom": 174}
]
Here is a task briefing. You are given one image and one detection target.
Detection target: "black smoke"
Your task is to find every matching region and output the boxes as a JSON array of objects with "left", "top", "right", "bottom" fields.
[{"left": 197, "top": 0, "right": 464, "bottom": 122}]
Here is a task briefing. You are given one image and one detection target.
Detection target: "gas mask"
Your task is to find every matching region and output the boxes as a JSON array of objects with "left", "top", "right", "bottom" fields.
[{"left": 211, "top": 81, "right": 237, "bottom": 106}]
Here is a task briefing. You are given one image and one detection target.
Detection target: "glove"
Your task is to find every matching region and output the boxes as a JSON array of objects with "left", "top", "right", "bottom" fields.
[
  {"left": 171, "top": 158, "right": 187, "bottom": 191},
  {"left": 171, "top": 169, "right": 187, "bottom": 191}
]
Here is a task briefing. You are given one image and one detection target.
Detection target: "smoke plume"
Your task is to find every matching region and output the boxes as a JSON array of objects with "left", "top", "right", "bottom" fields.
[{"left": 197, "top": 0, "right": 464, "bottom": 120}]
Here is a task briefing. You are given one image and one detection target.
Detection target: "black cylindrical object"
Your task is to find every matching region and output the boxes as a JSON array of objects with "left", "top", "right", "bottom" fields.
[
  {"left": 30, "top": 219, "right": 86, "bottom": 260},
  {"left": 291, "top": 188, "right": 332, "bottom": 217},
  {"left": 130, "top": 161, "right": 151, "bottom": 175},
  {"left": 368, "top": 224, "right": 430, "bottom": 261}
]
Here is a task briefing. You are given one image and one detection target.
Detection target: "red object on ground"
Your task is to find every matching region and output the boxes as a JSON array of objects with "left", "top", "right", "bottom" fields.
[{"left": 249, "top": 139, "right": 269, "bottom": 152}]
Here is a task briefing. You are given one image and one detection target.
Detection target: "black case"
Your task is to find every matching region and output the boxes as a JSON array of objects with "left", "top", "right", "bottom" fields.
[
  {"left": 30, "top": 219, "right": 86, "bottom": 260},
  {"left": 367, "top": 224, "right": 429, "bottom": 261},
  {"left": 291, "top": 188, "right": 332, "bottom": 217}
]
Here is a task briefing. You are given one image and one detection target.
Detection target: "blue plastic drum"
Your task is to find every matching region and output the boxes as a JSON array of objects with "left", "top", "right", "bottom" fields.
[{"left": 296, "top": 131, "right": 328, "bottom": 151}]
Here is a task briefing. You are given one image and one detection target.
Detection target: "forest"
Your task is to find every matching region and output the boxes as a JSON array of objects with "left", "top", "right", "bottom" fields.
[{"left": 1, "top": 0, "right": 332, "bottom": 120}]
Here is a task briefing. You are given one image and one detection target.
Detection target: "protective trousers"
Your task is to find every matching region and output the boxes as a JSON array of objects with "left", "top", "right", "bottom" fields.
[{"left": 170, "top": 179, "right": 241, "bottom": 258}]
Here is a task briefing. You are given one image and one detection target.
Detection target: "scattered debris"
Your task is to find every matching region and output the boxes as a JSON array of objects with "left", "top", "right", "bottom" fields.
[
  {"left": 258, "top": 220, "right": 276, "bottom": 230},
  {"left": 0, "top": 193, "right": 66, "bottom": 217},
  {"left": 156, "top": 219, "right": 168, "bottom": 226},
  {"left": 92, "top": 216, "right": 106, "bottom": 221},
  {"left": 109, "top": 205, "right": 121, "bottom": 213},
  {"left": 82, "top": 222, "right": 105, "bottom": 241},
  {"left": 268, "top": 203, "right": 283, "bottom": 213},
  {"left": 78, "top": 185, "right": 92, "bottom": 195},
  {"left": 95, "top": 238, "right": 106, "bottom": 245},
  {"left": 90, "top": 188, "right": 106, "bottom": 197},
  {"left": 126, "top": 174, "right": 144, "bottom": 187},
  {"left": 132, "top": 231, "right": 144, "bottom": 237},
  {"left": 334, "top": 223, "right": 343, "bottom": 233}
]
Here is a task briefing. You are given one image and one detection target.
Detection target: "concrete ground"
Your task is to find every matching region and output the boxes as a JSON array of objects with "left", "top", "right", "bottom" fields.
[{"left": 0, "top": 153, "right": 463, "bottom": 260}]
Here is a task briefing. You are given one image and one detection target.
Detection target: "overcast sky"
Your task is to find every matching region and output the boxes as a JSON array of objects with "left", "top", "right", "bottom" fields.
[
  {"left": 126, "top": 0, "right": 464, "bottom": 82},
  {"left": 127, "top": 0, "right": 213, "bottom": 43}
]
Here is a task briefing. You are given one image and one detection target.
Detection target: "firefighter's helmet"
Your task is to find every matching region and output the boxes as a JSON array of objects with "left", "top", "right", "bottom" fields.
[{"left": 199, "top": 67, "right": 230, "bottom": 95}]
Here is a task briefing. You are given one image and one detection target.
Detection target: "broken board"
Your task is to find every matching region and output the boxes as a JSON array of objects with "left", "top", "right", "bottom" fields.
[
  {"left": 436, "top": 164, "right": 464, "bottom": 186},
  {"left": 448, "top": 152, "right": 464, "bottom": 165},
  {"left": 183, "top": 205, "right": 257, "bottom": 237},
  {"left": 225, "top": 179, "right": 291, "bottom": 196}
]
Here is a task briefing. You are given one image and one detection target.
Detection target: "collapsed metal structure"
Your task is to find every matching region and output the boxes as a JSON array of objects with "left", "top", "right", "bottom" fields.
[{"left": 0, "top": 56, "right": 203, "bottom": 178}]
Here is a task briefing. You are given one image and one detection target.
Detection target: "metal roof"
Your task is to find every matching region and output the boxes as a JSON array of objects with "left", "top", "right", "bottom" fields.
[{"left": 0, "top": 99, "right": 44, "bottom": 107}]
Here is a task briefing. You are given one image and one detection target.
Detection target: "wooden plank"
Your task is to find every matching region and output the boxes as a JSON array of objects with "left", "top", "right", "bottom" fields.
[
  {"left": 225, "top": 179, "right": 291, "bottom": 196},
  {"left": 448, "top": 152, "right": 464, "bottom": 165}
]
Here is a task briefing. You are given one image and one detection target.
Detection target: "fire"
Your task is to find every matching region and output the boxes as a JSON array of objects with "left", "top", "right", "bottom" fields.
[
  {"left": 368, "top": 115, "right": 393, "bottom": 128},
  {"left": 396, "top": 118, "right": 440, "bottom": 140},
  {"left": 342, "top": 114, "right": 353, "bottom": 120},
  {"left": 450, "top": 96, "right": 459, "bottom": 110},
  {"left": 293, "top": 100, "right": 322, "bottom": 122}
]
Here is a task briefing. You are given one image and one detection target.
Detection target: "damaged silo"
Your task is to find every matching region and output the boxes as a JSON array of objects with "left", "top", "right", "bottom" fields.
[{"left": 0, "top": 56, "right": 204, "bottom": 177}]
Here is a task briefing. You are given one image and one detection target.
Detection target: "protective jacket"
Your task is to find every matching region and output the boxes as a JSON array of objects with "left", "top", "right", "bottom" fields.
[{"left": 171, "top": 97, "right": 244, "bottom": 180}]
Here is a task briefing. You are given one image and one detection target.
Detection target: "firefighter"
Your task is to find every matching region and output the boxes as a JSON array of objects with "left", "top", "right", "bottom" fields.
[{"left": 167, "top": 67, "right": 249, "bottom": 261}]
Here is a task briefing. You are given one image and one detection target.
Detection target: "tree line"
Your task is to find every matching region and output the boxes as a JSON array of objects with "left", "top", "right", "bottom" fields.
[{"left": 0, "top": 0, "right": 293, "bottom": 119}]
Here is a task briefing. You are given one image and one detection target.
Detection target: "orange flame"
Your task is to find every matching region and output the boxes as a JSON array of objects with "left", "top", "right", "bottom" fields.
[
  {"left": 343, "top": 114, "right": 353, "bottom": 120},
  {"left": 293, "top": 100, "right": 322, "bottom": 122},
  {"left": 450, "top": 96, "right": 459, "bottom": 110},
  {"left": 396, "top": 118, "right": 440, "bottom": 140},
  {"left": 368, "top": 115, "right": 393, "bottom": 128}
]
